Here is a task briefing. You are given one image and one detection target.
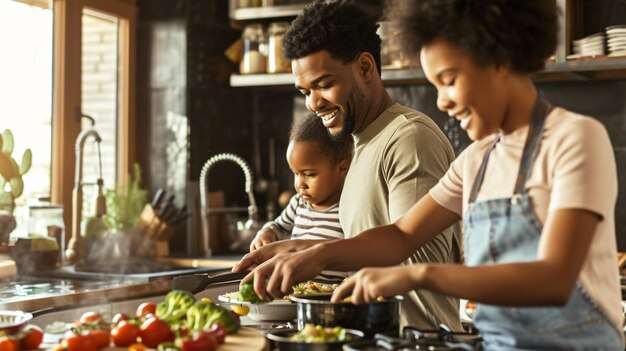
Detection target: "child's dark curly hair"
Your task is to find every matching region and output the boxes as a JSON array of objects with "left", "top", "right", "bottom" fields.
[
  {"left": 290, "top": 113, "right": 354, "bottom": 164},
  {"left": 386, "top": 0, "right": 558, "bottom": 74},
  {"left": 282, "top": 0, "right": 382, "bottom": 75}
]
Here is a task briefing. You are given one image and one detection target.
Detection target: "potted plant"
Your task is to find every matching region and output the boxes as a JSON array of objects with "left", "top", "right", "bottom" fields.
[{"left": 0, "top": 129, "right": 31, "bottom": 244}]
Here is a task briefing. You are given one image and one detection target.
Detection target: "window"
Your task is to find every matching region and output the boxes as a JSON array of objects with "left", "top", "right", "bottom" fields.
[
  {"left": 0, "top": 0, "right": 135, "bottom": 241},
  {"left": 0, "top": 0, "right": 53, "bottom": 205}
]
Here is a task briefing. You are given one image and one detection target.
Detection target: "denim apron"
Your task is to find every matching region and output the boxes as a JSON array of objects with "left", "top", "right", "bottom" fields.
[{"left": 464, "top": 95, "right": 624, "bottom": 350}]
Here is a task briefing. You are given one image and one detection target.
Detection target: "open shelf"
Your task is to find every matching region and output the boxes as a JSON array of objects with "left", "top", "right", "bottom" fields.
[{"left": 229, "top": 57, "right": 626, "bottom": 87}]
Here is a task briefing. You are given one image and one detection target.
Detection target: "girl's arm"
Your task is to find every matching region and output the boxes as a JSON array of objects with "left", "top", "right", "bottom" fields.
[{"left": 334, "top": 207, "right": 599, "bottom": 306}]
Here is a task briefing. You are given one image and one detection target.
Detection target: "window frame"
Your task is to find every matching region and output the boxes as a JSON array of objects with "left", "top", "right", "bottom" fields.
[{"left": 51, "top": 0, "right": 136, "bottom": 233}]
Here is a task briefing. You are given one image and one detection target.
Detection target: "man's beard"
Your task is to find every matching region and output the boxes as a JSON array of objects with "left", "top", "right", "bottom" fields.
[{"left": 329, "top": 112, "right": 355, "bottom": 142}]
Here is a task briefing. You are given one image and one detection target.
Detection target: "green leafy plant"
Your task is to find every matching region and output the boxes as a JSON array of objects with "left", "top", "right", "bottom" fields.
[
  {"left": 102, "top": 163, "right": 147, "bottom": 233},
  {"left": 0, "top": 129, "right": 32, "bottom": 213}
]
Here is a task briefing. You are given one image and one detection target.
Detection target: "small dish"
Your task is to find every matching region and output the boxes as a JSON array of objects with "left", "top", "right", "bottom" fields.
[
  {"left": 218, "top": 294, "right": 297, "bottom": 321},
  {"left": 0, "top": 310, "right": 33, "bottom": 334}
]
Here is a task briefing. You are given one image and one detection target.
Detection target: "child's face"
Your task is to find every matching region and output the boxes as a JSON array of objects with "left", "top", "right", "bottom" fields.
[
  {"left": 286, "top": 140, "right": 349, "bottom": 210},
  {"left": 420, "top": 39, "right": 510, "bottom": 141}
]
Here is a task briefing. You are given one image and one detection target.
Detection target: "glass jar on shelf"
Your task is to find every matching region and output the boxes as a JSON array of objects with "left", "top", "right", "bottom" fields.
[
  {"left": 237, "top": 0, "right": 261, "bottom": 8},
  {"left": 240, "top": 24, "right": 267, "bottom": 74},
  {"left": 267, "top": 21, "right": 291, "bottom": 74}
]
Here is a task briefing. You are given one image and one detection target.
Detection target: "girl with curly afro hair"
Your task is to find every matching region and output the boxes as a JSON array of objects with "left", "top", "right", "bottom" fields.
[{"left": 330, "top": 1, "right": 624, "bottom": 349}]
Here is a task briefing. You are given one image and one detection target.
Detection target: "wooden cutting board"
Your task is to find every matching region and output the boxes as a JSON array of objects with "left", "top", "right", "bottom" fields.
[{"left": 40, "top": 327, "right": 267, "bottom": 351}]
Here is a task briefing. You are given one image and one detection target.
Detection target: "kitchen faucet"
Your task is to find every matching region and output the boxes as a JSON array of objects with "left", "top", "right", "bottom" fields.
[
  {"left": 199, "top": 153, "right": 260, "bottom": 257},
  {"left": 65, "top": 119, "right": 106, "bottom": 264}
]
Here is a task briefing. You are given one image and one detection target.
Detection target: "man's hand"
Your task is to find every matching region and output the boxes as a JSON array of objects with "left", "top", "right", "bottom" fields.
[
  {"left": 240, "top": 244, "right": 327, "bottom": 301},
  {"left": 232, "top": 239, "right": 302, "bottom": 273},
  {"left": 250, "top": 227, "right": 280, "bottom": 251}
]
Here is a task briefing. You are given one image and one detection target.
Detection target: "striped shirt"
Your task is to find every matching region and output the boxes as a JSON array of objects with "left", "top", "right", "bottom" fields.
[{"left": 263, "top": 194, "right": 346, "bottom": 282}]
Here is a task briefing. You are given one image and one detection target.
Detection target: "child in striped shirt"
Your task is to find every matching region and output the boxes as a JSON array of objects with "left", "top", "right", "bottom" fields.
[{"left": 250, "top": 113, "right": 353, "bottom": 281}]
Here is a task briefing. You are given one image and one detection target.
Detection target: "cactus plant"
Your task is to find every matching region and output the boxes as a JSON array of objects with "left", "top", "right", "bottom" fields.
[{"left": 0, "top": 129, "right": 32, "bottom": 213}]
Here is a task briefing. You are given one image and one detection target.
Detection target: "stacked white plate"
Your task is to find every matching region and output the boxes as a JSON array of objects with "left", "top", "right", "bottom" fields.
[
  {"left": 606, "top": 25, "right": 626, "bottom": 57},
  {"left": 571, "top": 32, "right": 605, "bottom": 58}
]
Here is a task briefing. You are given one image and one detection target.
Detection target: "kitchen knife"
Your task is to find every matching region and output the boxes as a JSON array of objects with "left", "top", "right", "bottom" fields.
[
  {"left": 151, "top": 188, "right": 165, "bottom": 210},
  {"left": 158, "top": 194, "right": 175, "bottom": 218}
]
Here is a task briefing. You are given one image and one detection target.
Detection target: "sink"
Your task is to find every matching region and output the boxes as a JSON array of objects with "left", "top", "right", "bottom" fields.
[{"left": 28, "top": 259, "right": 231, "bottom": 283}]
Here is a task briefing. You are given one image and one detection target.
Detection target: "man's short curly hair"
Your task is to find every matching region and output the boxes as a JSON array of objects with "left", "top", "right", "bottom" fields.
[
  {"left": 282, "top": 0, "right": 382, "bottom": 75},
  {"left": 386, "top": 0, "right": 558, "bottom": 74},
  {"left": 290, "top": 114, "right": 354, "bottom": 164}
]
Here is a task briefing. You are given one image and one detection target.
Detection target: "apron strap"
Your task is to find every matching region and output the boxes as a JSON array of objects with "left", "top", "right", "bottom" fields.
[{"left": 468, "top": 92, "right": 552, "bottom": 204}]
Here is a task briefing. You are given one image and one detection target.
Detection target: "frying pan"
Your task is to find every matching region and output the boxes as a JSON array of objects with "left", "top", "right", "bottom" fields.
[
  {"left": 291, "top": 295, "right": 402, "bottom": 337},
  {"left": 265, "top": 328, "right": 364, "bottom": 351}
]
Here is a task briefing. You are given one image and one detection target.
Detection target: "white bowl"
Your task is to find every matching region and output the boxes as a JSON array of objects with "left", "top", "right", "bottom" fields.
[{"left": 218, "top": 294, "right": 296, "bottom": 321}]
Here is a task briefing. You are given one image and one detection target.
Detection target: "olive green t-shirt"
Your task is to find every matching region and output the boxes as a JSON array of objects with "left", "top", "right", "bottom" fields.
[{"left": 339, "top": 103, "right": 463, "bottom": 331}]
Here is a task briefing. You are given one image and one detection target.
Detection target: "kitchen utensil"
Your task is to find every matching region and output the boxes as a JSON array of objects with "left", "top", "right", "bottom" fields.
[
  {"left": 172, "top": 271, "right": 249, "bottom": 294},
  {"left": 0, "top": 310, "right": 33, "bottom": 334},
  {"left": 218, "top": 294, "right": 297, "bottom": 321},
  {"left": 151, "top": 188, "right": 165, "bottom": 209},
  {"left": 265, "top": 328, "right": 364, "bottom": 351},
  {"left": 291, "top": 295, "right": 402, "bottom": 337}
]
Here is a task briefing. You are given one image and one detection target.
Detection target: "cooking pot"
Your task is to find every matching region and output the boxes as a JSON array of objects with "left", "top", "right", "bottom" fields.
[
  {"left": 265, "top": 328, "right": 364, "bottom": 351},
  {"left": 291, "top": 295, "right": 402, "bottom": 337}
]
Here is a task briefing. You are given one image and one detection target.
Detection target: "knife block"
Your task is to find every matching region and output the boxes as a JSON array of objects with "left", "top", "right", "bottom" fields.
[{"left": 137, "top": 204, "right": 174, "bottom": 256}]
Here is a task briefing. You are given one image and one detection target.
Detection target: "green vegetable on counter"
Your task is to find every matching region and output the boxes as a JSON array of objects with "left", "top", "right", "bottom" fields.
[
  {"left": 185, "top": 300, "right": 240, "bottom": 334},
  {"left": 156, "top": 290, "right": 196, "bottom": 325}
]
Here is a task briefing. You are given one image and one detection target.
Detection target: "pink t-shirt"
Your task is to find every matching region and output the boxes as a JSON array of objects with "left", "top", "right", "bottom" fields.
[{"left": 430, "top": 107, "right": 623, "bottom": 330}]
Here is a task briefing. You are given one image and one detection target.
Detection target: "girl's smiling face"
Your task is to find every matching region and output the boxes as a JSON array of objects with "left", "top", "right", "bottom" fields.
[{"left": 420, "top": 39, "right": 511, "bottom": 141}]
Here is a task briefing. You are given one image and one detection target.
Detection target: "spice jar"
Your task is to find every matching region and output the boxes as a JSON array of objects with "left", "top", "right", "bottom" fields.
[
  {"left": 240, "top": 24, "right": 266, "bottom": 74},
  {"left": 378, "top": 21, "right": 413, "bottom": 69},
  {"left": 267, "top": 21, "right": 291, "bottom": 73}
]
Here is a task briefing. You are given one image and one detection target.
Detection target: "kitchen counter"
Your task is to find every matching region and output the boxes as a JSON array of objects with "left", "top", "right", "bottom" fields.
[{"left": 0, "top": 256, "right": 242, "bottom": 313}]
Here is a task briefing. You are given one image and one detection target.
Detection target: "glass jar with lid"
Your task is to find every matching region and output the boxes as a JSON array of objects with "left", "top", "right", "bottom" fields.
[
  {"left": 267, "top": 21, "right": 291, "bottom": 73},
  {"left": 240, "top": 24, "right": 267, "bottom": 74}
]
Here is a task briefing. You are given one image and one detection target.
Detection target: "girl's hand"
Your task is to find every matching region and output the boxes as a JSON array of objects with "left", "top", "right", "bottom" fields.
[
  {"left": 250, "top": 228, "right": 279, "bottom": 251},
  {"left": 332, "top": 265, "right": 424, "bottom": 304}
]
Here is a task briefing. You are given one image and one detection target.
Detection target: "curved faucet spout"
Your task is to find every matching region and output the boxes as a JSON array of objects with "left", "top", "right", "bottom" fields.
[
  {"left": 199, "top": 153, "right": 258, "bottom": 256},
  {"left": 66, "top": 128, "right": 106, "bottom": 264}
]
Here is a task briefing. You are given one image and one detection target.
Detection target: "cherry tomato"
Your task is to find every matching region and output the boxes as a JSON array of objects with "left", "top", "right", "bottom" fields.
[
  {"left": 135, "top": 302, "right": 156, "bottom": 318},
  {"left": 111, "top": 313, "right": 129, "bottom": 326},
  {"left": 181, "top": 331, "right": 218, "bottom": 351},
  {"left": 0, "top": 338, "right": 18, "bottom": 351},
  {"left": 111, "top": 320, "right": 141, "bottom": 347},
  {"left": 20, "top": 324, "right": 44, "bottom": 349},
  {"left": 139, "top": 317, "right": 174, "bottom": 348},
  {"left": 89, "top": 329, "right": 110, "bottom": 349},
  {"left": 80, "top": 311, "right": 102, "bottom": 324},
  {"left": 62, "top": 332, "right": 97, "bottom": 351},
  {"left": 207, "top": 323, "right": 226, "bottom": 344}
]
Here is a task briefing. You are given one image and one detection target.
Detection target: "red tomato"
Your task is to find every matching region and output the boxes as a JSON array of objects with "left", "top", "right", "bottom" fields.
[
  {"left": 111, "top": 320, "right": 140, "bottom": 347},
  {"left": 0, "top": 338, "right": 18, "bottom": 351},
  {"left": 111, "top": 313, "right": 129, "bottom": 326},
  {"left": 139, "top": 317, "right": 174, "bottom": 348},
  {"left": 20, "top": 324, "right": 44, "bottom": 349},
  {"left": 135, "top": 302, "right": 156, "bottom": 318},
  {"left": 80, "top": 311, "right": 102, "bottom": 324},
  {"left": 181, "top": 332, "right": 218, "bottom": 351},
  {"left": 62, "top": 332, "right": 97, "bottom": 351},
  {"left": 89, "top": 329, "right": 110, "bottom": 349},
  {"left": 207, "top": 323, "right": 226, "bottom": 344}
]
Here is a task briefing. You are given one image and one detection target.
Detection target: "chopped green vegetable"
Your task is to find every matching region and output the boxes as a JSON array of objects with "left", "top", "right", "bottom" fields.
[
  {"left": 185, "top": 300, "right": 240, "bottom": 334},
  {"left": 156, "top": 290, "right": 196, "bottom": 325},
  {"left": 290, "top": 324, "right": 350, "bottom": 343}
]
